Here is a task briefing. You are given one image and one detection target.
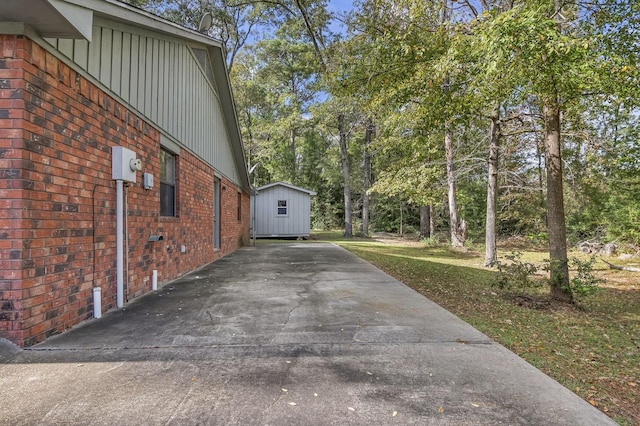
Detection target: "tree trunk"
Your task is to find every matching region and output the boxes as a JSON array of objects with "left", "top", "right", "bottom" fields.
[
  {"left": 290, "top": 128, "right": 297, "bottom": 182},
  {"left": 445, "top": 123, "right": 464, "bottom": 247},
  {"left": 420, "top": 205, "right": 431, "bottom": 239},
  {"left": 485, "top": 107, "right": 500, "bottom": 266},
  {"left": 536, "top": 134, "right": 546, "bottom": 211},
  {"left": 338, "top": 114, "right": 352, "bottom": 238},
  {"left": 361, "top": 119, "right": 374, "bottom": 236},
  {"left": 543, "top": 100, "right": 572, "bottom": 303},
  {"left": 430, "top": 205, "right": 436, "bottom": 237}
]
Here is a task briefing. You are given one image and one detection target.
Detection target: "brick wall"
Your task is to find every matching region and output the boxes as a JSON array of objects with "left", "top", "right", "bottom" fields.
[{"left": 0, "top": 35, "right": 250, "bottom": 346}]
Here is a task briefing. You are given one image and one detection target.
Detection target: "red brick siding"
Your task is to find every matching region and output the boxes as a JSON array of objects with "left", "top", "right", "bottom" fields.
[{"left": 0, "top": 35, "right": 250, "bottom": 346}]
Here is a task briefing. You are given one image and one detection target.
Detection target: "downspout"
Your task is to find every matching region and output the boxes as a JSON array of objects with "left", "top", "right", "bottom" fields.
[
  {"left": 252, "top": 193, "right": 256, "bottom": 247},
  {"left": 249, "top": 163, "right": 259, "bottom": 247}
]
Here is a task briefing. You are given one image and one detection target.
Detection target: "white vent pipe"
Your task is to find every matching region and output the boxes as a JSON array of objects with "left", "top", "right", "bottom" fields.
[
  {"left": 93, "top": 287, "right": 102, "bottom": 319},
  {"left": 152, "top": 270, "right": 158, "bottom": 291}
]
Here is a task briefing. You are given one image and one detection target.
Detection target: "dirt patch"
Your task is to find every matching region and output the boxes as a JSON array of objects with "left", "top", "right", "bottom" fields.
[
  {"left": 372, "top": 233, "right": 424, "bottom": 247},
  {"left": 501, "top": 293, "right": 579, "bottom": 312}
]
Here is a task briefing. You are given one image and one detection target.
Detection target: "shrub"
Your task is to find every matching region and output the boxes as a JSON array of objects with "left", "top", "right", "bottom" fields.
[
  {"left": 491, "top": 252, "right": 544, "bottom": 295},
  {"left": 568, "top": 256, "right": 603, "bottom": 299},
  {"left": 421, "top": 235, "right": 441, "bottom": 248},
  {"left": 492, "top": 253, "right": 604, "bottom": 301}
]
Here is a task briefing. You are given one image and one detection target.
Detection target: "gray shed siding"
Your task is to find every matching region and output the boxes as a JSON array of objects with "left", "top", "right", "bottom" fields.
[
  {"left": 254, "top": 186, "right": 312, "bottom": 237},
  {"left": 44, "top": 16, "right": 239, "bottom": 184}
]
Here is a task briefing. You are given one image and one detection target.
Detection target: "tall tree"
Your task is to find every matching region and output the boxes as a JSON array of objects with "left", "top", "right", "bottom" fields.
[
  {"left": 485, "top": 105, "right": 501, "bottom": 266},
  {"left": 361, "top": 118, "right": 374, "bottom": 236},
  {"left": 340, "top": 0, "right": 469, "bottom": 245},
  {"left": 474, "top": 0, "right": 639, "bottom": 301},
  {"left": 337, "top": 113, "right": 352, "bottom": 237}
]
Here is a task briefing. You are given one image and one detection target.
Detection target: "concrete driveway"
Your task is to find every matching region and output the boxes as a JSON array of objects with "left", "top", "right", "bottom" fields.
[{"left": 0, "top": 243, "right": 614, "bottom": 425}]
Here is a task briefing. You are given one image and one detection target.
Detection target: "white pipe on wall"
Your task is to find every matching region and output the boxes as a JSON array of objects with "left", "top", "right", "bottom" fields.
[
  {"left": 125, "top": 184, "right": 129, "bottom": 302},
  {"left": 152, "top": 269, "right": 158, "bottom": 291},
  {"left": 116, "top": 179, "right": 124, "bottom": 308},
  {"left": 93, "top": 287, "right": 102, "bottom": 319}
]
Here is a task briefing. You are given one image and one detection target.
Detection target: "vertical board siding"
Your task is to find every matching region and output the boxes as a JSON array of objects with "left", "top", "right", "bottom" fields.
[
  {"left": 111, "top": 30, "right": 122, "bottom": 94},
  {"left": 73, "top": 39, "right": 89, "bottom": 70},
  {"left": 120, "top": 33, "right": 131, "bottom": 103},
  {"left": 129, "top": 34, "right": 139, "bottom": 105},
  {"left": 137, "top": 35, "right": 146, "bottom": 108},
  {"left": 88, "top": 26, "right": 101, "bottom": 76},
  {"left": 151, "top": 38, "right": 160, "bottom": 122},
  {"left": 144, "top": 37, "right": 153, "bottom": 115},
  {"left": 48, "top": 20, "right": 239, "bottom": 183},
  {"left": 58, "top": 39, "right": 74, "bottom": 59},
  {"left": 179, "top": 46, "right": 187, "bottom": 142},
  {"left": 99, "top": 28, "right": 112, "bottom": 85},
  {"left": 169, "top": 42, "right": 176, "bottom": 136},
  {"left": 162, "top": 42, "right": 170, "bottom": 126}
]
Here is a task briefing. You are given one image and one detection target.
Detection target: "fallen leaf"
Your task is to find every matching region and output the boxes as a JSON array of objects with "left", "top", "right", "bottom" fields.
[
  {"left": 438, "top": 406, "right": 444, "bottom": 413},
  {"left": 288, "top": 402, "right": 297, "bottom": 406},
  {"left": 629, "top": 382, "right": 637, "bottom": 387}
]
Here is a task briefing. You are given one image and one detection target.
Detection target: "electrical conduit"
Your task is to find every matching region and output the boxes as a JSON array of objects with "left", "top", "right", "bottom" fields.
[{"left": 116, "top": 179, "right": 124, "bottom": 308}]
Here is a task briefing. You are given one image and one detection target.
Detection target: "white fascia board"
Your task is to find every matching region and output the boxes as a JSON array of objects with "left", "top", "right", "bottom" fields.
[
  {"left": 48, "top": 0, "right": 93, "bottom": 41},
  {"left": 257, "top": 182, "right": 317, "bottom": 196}
]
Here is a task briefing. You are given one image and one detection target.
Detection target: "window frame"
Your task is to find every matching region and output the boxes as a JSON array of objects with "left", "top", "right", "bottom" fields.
[
  {"left": 276, "top": 199, "right": 288, "bottom": 217},
  {"left": 160, "top": 148, "right": 177, "bottom": 217}
]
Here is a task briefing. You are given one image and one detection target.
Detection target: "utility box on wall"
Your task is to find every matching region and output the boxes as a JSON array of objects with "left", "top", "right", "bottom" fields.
[{"left": 112, "top": 146, "right": 140, "bottom": 183}]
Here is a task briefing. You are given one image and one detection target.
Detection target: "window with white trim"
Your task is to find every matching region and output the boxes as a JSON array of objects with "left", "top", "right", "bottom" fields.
[
  {"left": 277, "top": 199, "right": 288, "bottom": 216},
  {"left": 160, "top": 149, "right": 176, "bottom": 217}
]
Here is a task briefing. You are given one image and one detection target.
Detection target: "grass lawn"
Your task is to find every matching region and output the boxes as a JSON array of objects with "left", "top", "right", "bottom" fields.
[{"left": 312, "top": 231, "right": 640, "bottom": 425}]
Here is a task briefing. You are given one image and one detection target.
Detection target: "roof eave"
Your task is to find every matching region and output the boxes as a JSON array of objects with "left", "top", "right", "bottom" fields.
[{"left": 256, "top": 182, "right": 317, "bottom": 196}]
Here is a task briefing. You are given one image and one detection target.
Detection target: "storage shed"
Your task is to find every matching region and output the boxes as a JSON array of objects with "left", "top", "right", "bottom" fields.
[{"left": 253, "top": 183, "right": 316, "bottom": 238}]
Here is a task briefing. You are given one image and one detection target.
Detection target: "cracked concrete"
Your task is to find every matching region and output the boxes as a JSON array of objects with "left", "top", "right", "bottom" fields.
[{"left": 0, "top": 243, "right": 615, "bottom": 425}]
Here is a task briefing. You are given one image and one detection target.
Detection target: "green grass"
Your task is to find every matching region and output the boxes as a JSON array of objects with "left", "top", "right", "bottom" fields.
[{"left": 313, "top": 231, "right": 640, "bottom": 425}]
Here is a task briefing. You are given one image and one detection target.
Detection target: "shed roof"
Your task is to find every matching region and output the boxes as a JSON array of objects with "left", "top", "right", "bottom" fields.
[
  {"left": 0, "top": 0, "right": 250, "bottom": 191},
  {"left": 255, "top": 182, "right": 317, "bottom": 196}
]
